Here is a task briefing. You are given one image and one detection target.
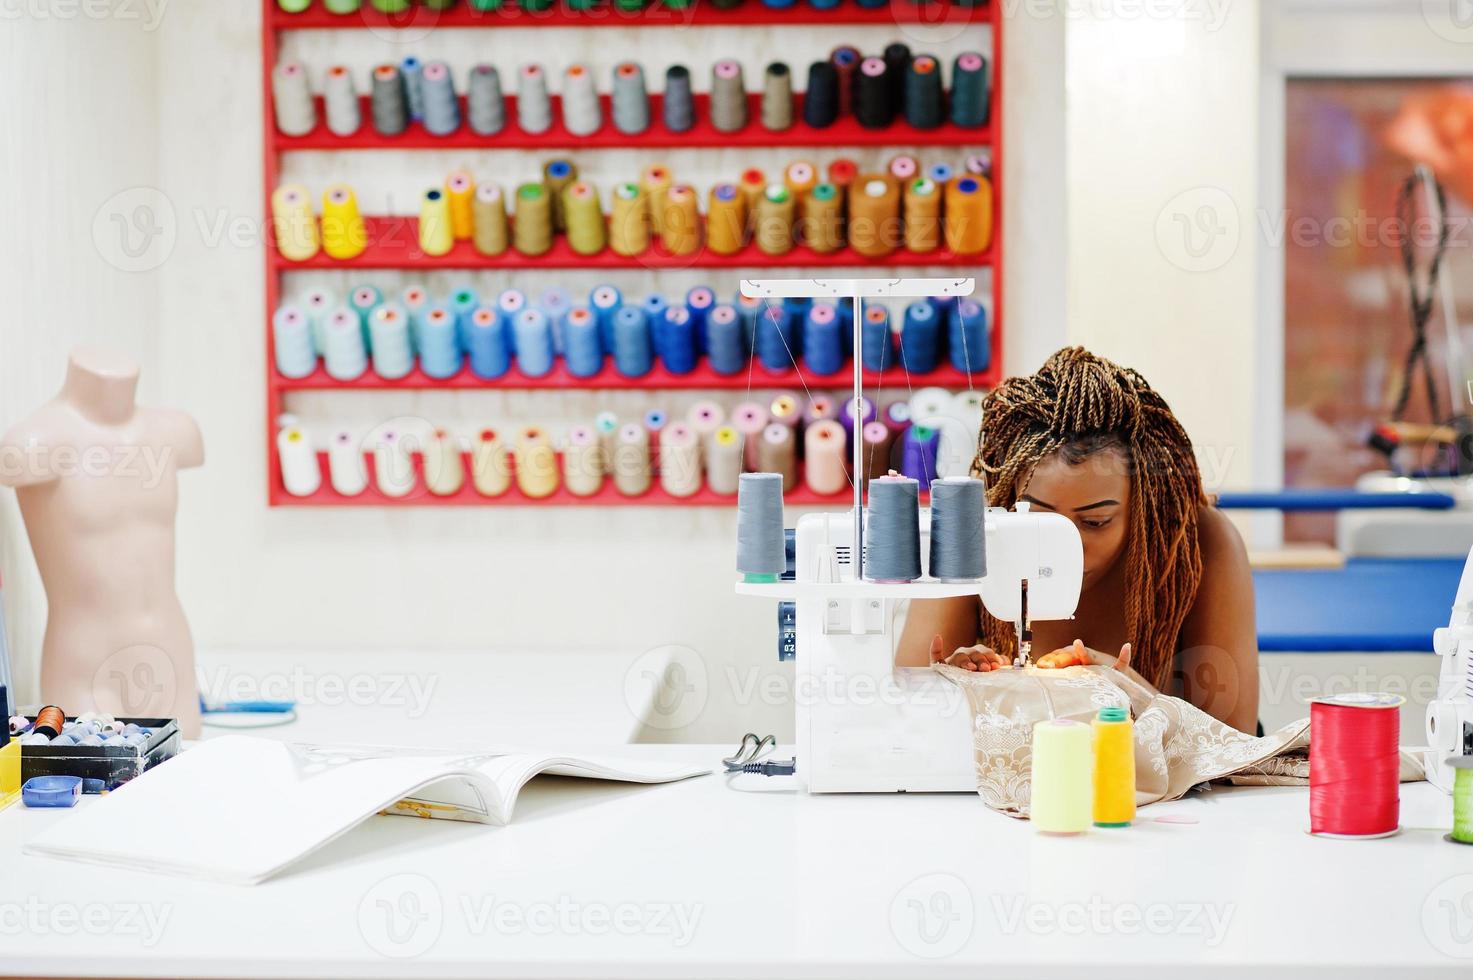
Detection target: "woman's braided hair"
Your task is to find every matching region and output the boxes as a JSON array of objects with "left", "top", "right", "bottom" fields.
[{"left": 970, "top": 347, "right": 1206, "bottom": 690}]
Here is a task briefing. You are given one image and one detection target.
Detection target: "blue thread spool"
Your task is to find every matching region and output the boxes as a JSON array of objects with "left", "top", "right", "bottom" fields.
[
  {"left": 761, "top": 0, "right": 797, "bottom": 9},
  {"left": 590, "top": 284, "right": 622, "bottom": 352},
  {"left": 655, "top": 307, "right": 698, "bottom": 375},
  {"left": 612, "top": 305, "right": 652, "bottom": 377},
  {"left": 400, "top": 284, "right": 430, "bottom": 349},
  {"left": 929, "top": 476, "right": 987, "bottom": 581},
  {"left": 450, "top": 286, "right": 480, "bottom": 349},
  {"left": 497, "top": 288, "right": 526, "bottom": 354},
  {"left": 735, "top": 294, "right": 763, "bottom": 350},
  {"left": 755, "top": 305, "right": 797, "bottom": 373},
  {"left": 900, "top": 424, "right": 940, "bottom": 487},
  {"left": 948, "top": 299, "right": 990, "bottom": 373},
  {"left": 866, "top": 475, "right": 922, "bottom": 582},
  {"left": 539, "top": 286, "right": 573, "bottom": 353},
  {"left": 349, "top": 284, "right": 382, "bottom": 346},
  {"left": 302, "top": 288, "right": 335, "bottom": 353},
  {"left": 900, "top": 301, "right": 941, "bottom": 373},
  {"left": 928, "top": 163, "right": 954, "bottom": 186},
  {"left": 642, "top": 292, "right": 668, "bottom": 327},
  {"left": 706, "top": 304, "right": 746, "bottom": 376},
  {"left": 466, "top": 306, "right": 510, "bottom": 379},
  {"left": 272, "top": 304, "right": 316, "bottom": 379},
  {"left": 645, "top": 409, "right": 667, "bottom": 434},
  {"left": 563, "top": 306, "right": 604, "bottom": 378},
  {"left": 513, "top": 308, "right": 554, "bottom": 377},
  {"left": 418, "top": 306, "right": 462, "bottom": 379},
  {"left": 804, "top": 303, "right": 844, "bottom": 376},
  {"left": 686, "top": 286, "right": 715, "bottom": 354},
  {"left": 369, "top": 302, "right": 414, "bottom": 379},
  {"left": 782, "top": 296, "right": 811, "bottom": 324},
  {"left": 809, "top": 0, "right": 841, "bottom": 9},
  {"left": 836, "top": 297, "right": 855, "bottom": 359},
  {"left": 862, "top": 305, "right": 893, "bottom": 372},
  {"left": 420, "top": 60, "right": 460, "bottom": 135}
]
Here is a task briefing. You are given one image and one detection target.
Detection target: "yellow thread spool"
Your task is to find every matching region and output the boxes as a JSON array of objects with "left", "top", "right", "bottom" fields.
[
  {"left": 608, "top": 182, "right": 650, "bottom": 257},
  {"left": 903, "top": 178, "right": 941, "bottom": 253},
  {"left": 471, "top": 182, "right": 508, "bottom": 257},
  {"left": 1030, "top": 719, "right": 1092, "bottom": 834},
  {"left": 848, "top": 176, "right": 900, "bottom": 258},
  {"left": 320, "top": 184, "right": 366, "bottom": 260},
  {"left": 563, "top": 181, "right": 608, "bottom": 256},
  {"left": 271, "top": 184, "right": 319, "bottom": 261},
  {"left": 944, "top": 174, "right": 993, "bottom": 255},
  {"left": 804, "top": 183, "right": 843, "bottom": 254},
  {"left": 783, "top": 159, "right": 818, "bottom": 220},
  {"left": 754, "top": 184, "right": 796, "bottom": 256},
  {"left": 640, "top": 165, "right": 673, "bottom": 235},
  {"left": 471, "top": 429, "right": 511, "bottom": 497},
  {"left": 512, "top": 182, "right": 553, "bottom": 257},
  {"left": 543, "top": 158, "right": 577, "bottom": 231},
  {"left": 423, "top": 429, "right": 464, "bottom": 497},
  {"left": 445, "top": 170, "right": 476, "bottom": 241},
  {"left": 738, "top": 167, "right": 766, "bottom": 230},
  {"left": 515, "top": 426, "right": 558, "bottom": 498},
  {"left": 418, "top": 187, "right": 454, "bottom": 257},
  {"left": 706, "top": 183, "right": 746, "bottom": 256},
  {"left": 660, "top": 184, "right": 701, "bottom": 256},
  {"left": 1092, "top": 706, "right": 1136, "bottom": 828}
]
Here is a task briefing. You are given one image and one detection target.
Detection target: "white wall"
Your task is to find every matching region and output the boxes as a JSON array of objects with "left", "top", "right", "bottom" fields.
[{"left": 0, "top": 11, "right": 159, "bottom": 706}]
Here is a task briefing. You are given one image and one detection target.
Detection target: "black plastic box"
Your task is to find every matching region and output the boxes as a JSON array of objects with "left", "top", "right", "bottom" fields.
[{"left": 20, "top": 717, "right": 180, "bottom": 790}]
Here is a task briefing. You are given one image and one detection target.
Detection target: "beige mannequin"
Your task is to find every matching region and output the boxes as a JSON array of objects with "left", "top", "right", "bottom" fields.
[{"left": 0, "top": 348, "right": 203, "bottom": 737}]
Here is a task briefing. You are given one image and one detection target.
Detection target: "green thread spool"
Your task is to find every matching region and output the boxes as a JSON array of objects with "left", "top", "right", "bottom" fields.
[
  {"left": 564, "top": 0, "right": 599, "bottom": 9},
  {"left": 369, "top": 0, "right": 412, "bottom": 12},
  {"left": 323, "top": 0, "right": 361, "bottom": 11},
  {"left": 519, "top": 0, "right": 555, "bottom": 10},
  {"left": 612, "top": 0, "right": 645, "bottom": 10},
  {"left": 421, "top": 0, "right": 457, "bottom": 8},
  {"left": 277, "top": 0, "right": 312, "bottom": 12},
  {"left": 469, "top": 0, "right": 502, "bottom": 9},
  {"left": 1449, "top": 761, "right": 1473, "bottom": 845}
]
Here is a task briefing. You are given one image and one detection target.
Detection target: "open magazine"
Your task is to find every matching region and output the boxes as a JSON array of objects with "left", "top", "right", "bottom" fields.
[{"left": 24, "top": 734, "right": 709, "bottom": 885}]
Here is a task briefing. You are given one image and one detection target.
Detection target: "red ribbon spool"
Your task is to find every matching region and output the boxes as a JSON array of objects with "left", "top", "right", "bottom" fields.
[{"left": 1309, "top": 693, "right": 1402, "bottom": 838}]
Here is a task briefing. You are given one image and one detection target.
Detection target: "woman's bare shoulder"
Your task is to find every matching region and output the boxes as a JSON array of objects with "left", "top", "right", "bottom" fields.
[{"left": 1196, "top": 504, "right": 1250, "bottom": 569}]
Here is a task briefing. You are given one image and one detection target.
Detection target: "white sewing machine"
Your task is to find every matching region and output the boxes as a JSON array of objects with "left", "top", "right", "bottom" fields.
[
  {"left": 1426, "top": 543, "right": 1473, "bottom": 792},
  {"left": 733, "top": 275, "right": 1085, "bottom": 793}
]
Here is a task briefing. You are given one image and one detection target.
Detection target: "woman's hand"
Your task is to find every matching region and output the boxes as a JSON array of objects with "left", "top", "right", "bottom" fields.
[
  {"left": 929, "top": 634, "right": 1007, "bottom": 672},
  {"left": 1036, "top": 638, "right": 1133, "bottom": 672}
]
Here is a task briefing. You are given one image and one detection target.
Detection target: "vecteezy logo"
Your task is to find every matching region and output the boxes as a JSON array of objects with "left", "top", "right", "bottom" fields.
[
  {"left": 358, "top": 873, "right": 443, "bottom": 959},
  {"left": 91, "top": 645, "right": 177, "bottom": 717},
  {"left": 1423, "top": 0, "right": 1473, "bottom": 44},
  {"left": 1154, "top": 186, "right": 1240, "bottom": 273},
  {"left": 1424, "top": 873, "right": 1473, "bottom": 958},
  {"left": 889, "top": 873, "right": 974, "bottom": 959},
  {"left": 623, "top": 645, "right": 707, "bottom": 731},
  {"left": 91, "top": 187, "right": 177, "bottom": 273}
]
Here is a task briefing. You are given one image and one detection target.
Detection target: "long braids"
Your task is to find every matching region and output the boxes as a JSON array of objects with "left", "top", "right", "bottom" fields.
[{"left": 970, "top": 347, "right": 1206, "bottom": 691}]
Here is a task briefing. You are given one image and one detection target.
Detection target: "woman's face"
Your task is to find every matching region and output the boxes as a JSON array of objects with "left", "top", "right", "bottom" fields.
[{"left": 1019, "top": 447, "right": 1132, "bottom": 590}]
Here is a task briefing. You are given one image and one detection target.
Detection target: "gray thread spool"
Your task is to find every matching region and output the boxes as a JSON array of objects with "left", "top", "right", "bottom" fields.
[
  {"left": 402, "top": 56, "right": 426, "bottom": 121},
  {"left": 420, "top": 61, "right": 460, "bottom": 136},
  {"left": 322, "top": 66, "right": 361, "bottom": 136},
  {"left": 272, "top": 61, "right": 316, "bottom": 136},
  {"left": 562, "top": 64, "right": 603, "bottom": 137},
  {"left": 611, "top": 62, "right": 650, "bottom": 135},
  {"left": 663, "top": 65, "right": 694, "bottom": 132},
  {"left": 467, "top": 65, "right": 505, "bottom": 135},
  {"left": 866, "top": 476, "right": 922, "bottom": 582},
  {"left": 370, "top": 65, "right": 408, "bottom": 136},
  {"left": 761, "top": 62, "right": 793, "bottom": 131},
  {"left": 737, "top": 473, "right": 786, "bottom": 579},
  {"left": 928, "top": 477, "right": 986, "bottom": 581},
  {"left": 710, "top": 59, "right": 748, "bottom": 133},
  {"left": 517, "top": 64, "right": 553, "bottom": 134}
]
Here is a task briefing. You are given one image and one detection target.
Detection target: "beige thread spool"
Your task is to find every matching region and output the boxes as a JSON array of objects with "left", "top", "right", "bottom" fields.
[
  {"left": 706, "top": 183, "right": 746, "bottom": 256},
  {"left": 903, "top": 177, "right": 941, "bottom": 253},
  {"left": 659, "top": 423, "right": 702, "bottom": 498},
  {"left": 471, "top": 428, "right": 512, "bottom": 497},
  {"left": 515, "top": 426, "right": 558, "bottom": 499},
  {"left": 641, "top": 165, "right": 673, "bottom": 235},
  {"left": 755, "top": 184, "right": 796, "bottom": 256},
  {"left": 563, "top": 181, "right": 608, "bottom": 256},
  {"left": 423, "top": 429, "right": 464, "bottom": 497},
  {"left": 804, "top": 419, "right": 847, "bottom": 496},
  {"left": 757, "top": 422, "right": 797, "bottom": 492},
  {"left": 608, "top": 182, "right": 650, "bottom": 256},
  {"left": 513, "top": 182, "right": 553, "bottom": 256},
  {"left": 660, "top": 184, "right": 701, "bottom": 256},
  {"left": 594, "top": 410, "right": 620, "bottom": 474},
  {"left": 706, "top": 426, "right": 743, "bottom": 495},
  {"left": 543, "top": 158, "right": 577, "bottom": 231},
  {"left": 563, "top": 425, "right": 604, "bottom": 497},
  {"left": 612, "top": 422, "right": 652, "bottom": 497},
  {"left": 373, "top": 431, "right": 416, "bottom": 499},
  {"left": 472, "top": 182, "right": 508, "bottom": 256},
  {"left": 848, "top": 175, "right": 900, "bottom": 258}
]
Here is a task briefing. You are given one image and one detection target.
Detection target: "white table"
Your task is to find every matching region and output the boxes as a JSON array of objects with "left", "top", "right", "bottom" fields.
[{"left": 2, "top": 741, "right": 1471, "bottom": 978}]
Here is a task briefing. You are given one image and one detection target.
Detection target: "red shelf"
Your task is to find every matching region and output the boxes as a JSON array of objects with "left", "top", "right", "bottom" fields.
[
  {"left": 274, "top": 450, "right": 908, "bottom": 507},
  {"left": 270, "top": 1, "right": 989, "bottom": 30},
  {"left": 272, "top": 356, "right": 998, "bottom": 391},
  {"left": 275, "top": 215, "right": 990, "bottom": 270},
  {"left": 280, "top": 94, "right": 991, "bottom": 151}
]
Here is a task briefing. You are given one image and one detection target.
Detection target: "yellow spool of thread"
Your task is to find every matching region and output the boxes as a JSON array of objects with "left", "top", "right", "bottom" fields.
[
  {"left": 446, "top": 170, "right": 476, "bottom": 241},
  {"left": 783, "top": 160, "right": 818, "bottom": 220},
  {"left": 471, "top": 428, "right": 511, "bottom": 497},
  {"left": 755, "top": 184, "right": 796, "bottom": 256},
  {"left": 738, "top": 167, "right": 766, "bottom": 231},
  {"left": 903, "top": 178, "right": 941, "bottom": 253},
  {"left": 513, "top": 182, "right": 553, "bottom": 257},
  {"left": 1092, "top": 706, "right": 1136, "bottom": 828},
  {"left": 472, "top": 182, "right": 508, "bottom": 257},
  {"left": 660, "top": 184, "right": 701, "bottom": 256},
  {"left": 848, "top": 176, "right": 900, "bottom": 258},
  {"left": 944, "top": 174, "right": 994, "bottom": 255},
  {"left": 641, "top": 165, "right": 673, "bottom": 235},
  {"left": 608, "top": 182, "right": 650, "bottom": 257},
  {"left": 271, "top": 184, "right": 319, "bottom": 261},
  {"left": 706, "top": 183, "right": 746, "bottom": 256},
  {"left": 423, "top": 429, "right": 464, "bottom": 497},
  {"left": 418, "top": 187, "right": 454, "bottom": 257},
  {"left": 804, "top": 183, "right": 843, "bottom": 254},
  {"left": 543, "top": 158, "right": 577, "bottom": 231},
  {"left": 515, "top": 426, "right": 558, "bottom": 499},
  {"left": 320, "top": 184, "right": 366, "bottom": 260},
  {"left": 563, "top": 181, "right": 608, "bottom": 256},
  {"left": 1030, "top": 719, "right": 1092, "bottom": 835}
]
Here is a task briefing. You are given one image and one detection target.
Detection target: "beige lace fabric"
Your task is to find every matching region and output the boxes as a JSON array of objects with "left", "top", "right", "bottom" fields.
[{"left": 933, "top": 663, "right": 1423, "bottom": 818}]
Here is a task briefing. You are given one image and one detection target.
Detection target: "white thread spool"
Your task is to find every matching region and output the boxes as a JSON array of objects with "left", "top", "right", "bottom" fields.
[
  {"left": 471, "top": 428, "right": 511, "bottom": 497},
  {"left": 937, "top": 388, "right": 986, "bottom": 477},
  {"left": 561, "top": 63, "right": 602, "bottom": 136},
  {"left": 706, "top": 426, "right": 743, "bottom": 495},
  {"left": 272, "top": 61, "right": 316, "bottom": 136},
  {"left": 374, "top": 431, "right": 416, "bottom": 498},
  {"left": 327, "top": 430, "right": 368, "bottom": 497},
  {"left": 517, "top": 63, "right": 552, "bottom": 134},
  {"left": 423, "top": 429, "right": 464, "bottom": 497},
  {"left": 660, "top": 423, "right": 702, "bottom": 498},
  {"left": 564, "top": 425, "right": 604, "bottom": 497},
  {"left": 613, "top": 423, "right": 651, "bottom": 497},
  {"left": 322, "top": 65, "right": 361, "bottom": 136},
  {"left": 277, "top": 425, "right": 321, "bottom": 497}
]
